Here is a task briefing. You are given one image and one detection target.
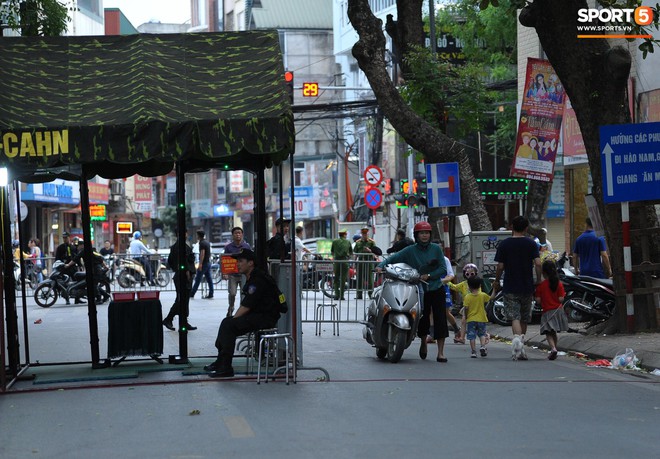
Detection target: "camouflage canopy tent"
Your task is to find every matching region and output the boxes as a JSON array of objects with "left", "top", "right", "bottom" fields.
[
  {"left": 0, "top": 31, "right": 294, "bottom": 376},
  {"left": 0, "top": 31, "right": 294, "bottom": 181}
]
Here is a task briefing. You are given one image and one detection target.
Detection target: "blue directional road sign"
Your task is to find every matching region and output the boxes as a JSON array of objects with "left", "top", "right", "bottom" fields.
[
  {"left": 364, "top": 187, "right": 383, "bottom": 210},
  {"left": 425, "top": 162, "right": 461, "bottom": 208},
  {"left": 600, "top": 122, "right": 660, "bottom": 204}
]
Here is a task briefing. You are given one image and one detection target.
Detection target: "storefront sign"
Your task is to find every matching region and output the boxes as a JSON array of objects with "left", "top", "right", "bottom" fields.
[
  {"left": 116, "top": 222, "right": 133, "bottom": 234},
  {"left": 90, "top": 204, "right": 107, "bottom": 221}
]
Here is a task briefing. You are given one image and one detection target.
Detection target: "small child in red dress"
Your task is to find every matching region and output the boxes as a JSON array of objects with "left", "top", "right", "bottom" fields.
[{"left": 535, "top": 260, "right": 569, "bottom": 360}]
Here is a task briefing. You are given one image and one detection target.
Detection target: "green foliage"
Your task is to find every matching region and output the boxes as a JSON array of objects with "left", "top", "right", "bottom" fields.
[
  {"left": 400, "top": 45, "right": 496, "bottom": 138},
  {"left": 159, "top": 206, "right": 192, "bottom": 238},
  {"left": 1, "top": 0, "right": 70, "bottom": 36}
]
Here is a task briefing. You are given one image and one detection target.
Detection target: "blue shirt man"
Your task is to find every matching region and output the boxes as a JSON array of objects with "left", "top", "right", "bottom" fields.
[{"left": 573, "top": 218, "right": 611, "bottom": 279}]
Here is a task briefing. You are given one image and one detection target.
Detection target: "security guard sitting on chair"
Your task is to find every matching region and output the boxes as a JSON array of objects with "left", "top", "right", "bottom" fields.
[{"left": 205, "top": 249, "right": 286, "bottom": 378}]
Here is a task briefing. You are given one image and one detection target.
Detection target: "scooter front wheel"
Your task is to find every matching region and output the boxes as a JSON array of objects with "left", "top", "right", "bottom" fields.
[
  {"left": 34, "top": 284, "right": 58, "bottom": 308},
  {"left": 387, "top": 327, "right": 406, "bottom": 363}
]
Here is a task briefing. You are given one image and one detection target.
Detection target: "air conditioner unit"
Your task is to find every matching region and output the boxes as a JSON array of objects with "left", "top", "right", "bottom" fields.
[{"left": 110, "top": 180, "right": 124, "bottom": 195}]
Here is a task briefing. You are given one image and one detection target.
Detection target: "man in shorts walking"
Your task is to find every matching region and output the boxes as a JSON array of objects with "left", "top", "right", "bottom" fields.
[{"left": 493, "top": 216, "right": 542, "bottom": 360}]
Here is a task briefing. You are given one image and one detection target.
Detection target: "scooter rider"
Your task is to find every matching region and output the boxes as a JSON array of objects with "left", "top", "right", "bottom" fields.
[
  {"left": 129, "top": 231, "right": 154, "bottom": 286},
  {"left": 376, "top": 222, "right": 449, "bottom": 362}
]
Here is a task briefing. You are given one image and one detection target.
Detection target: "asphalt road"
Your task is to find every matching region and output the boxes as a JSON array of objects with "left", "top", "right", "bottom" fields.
[{"left": 2, "top": 290, "right": 659, "bottom": 458}]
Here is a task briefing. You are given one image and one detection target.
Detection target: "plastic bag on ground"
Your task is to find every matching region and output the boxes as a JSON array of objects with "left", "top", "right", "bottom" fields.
[{"left": 611, "top": 348, "right": 639, "bottom": 369}]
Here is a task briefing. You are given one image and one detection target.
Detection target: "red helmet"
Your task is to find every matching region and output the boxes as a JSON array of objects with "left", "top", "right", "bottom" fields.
[{"left": 413, "top": 221, "right": 432, "bottom": 233}]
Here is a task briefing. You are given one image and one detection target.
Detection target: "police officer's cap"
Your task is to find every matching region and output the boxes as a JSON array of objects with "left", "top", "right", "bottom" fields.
[
  {"left": 231, "top": 249, "right": 256, "bottom": 262},
  {"left": 338, "top": 228, "right": 348, "bottom": 234},
  {"left": 361, "top": 227, "right": 370, "bottom": 233}
]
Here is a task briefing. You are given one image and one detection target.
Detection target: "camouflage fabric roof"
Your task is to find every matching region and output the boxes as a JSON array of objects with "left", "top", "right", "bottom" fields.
[{"left": 0, "top": 31, "right": 294, "bottom": 181}]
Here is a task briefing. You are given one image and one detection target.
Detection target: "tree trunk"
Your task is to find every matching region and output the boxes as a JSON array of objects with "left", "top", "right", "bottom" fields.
[
  {"left": 347, "top": 0, "right": 491, "bottom": 231},
  {"left": 520, "top": 0, "right": 660, "bottom": 331}
]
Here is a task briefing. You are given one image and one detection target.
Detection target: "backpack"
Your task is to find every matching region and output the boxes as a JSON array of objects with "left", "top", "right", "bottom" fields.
[{"left": 263, "top": 270, "right": 289, "bottom": 314}]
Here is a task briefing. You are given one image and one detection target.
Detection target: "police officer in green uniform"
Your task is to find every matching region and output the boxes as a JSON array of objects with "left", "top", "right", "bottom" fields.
[
  {"left": 330, "top": 229, "right": 352, "bottom": 300},
  {"left": 205, "top": 249, "right": 283, "bottom": 378},
  {"left": 353, "top": 227, "right": 377, "bottom": 299}
]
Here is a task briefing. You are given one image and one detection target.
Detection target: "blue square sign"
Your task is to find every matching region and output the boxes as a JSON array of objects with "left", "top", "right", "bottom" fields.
[
  {"left": 600, "top": 122, "right": 660, "bottom": 204},
  {"left": 425, "top": 162, "right": 461, "bottom": 208}
]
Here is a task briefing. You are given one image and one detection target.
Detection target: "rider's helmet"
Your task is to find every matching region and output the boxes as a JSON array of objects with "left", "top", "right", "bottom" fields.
[
  {"left": 133, "top": 231, "right": 142, "bottom": 239},
  {"left": 413, "top": 221, "right": 432, "bottom": 234},
  {"left": 462, "top": 263, "right": 479, "bottom": 278}
]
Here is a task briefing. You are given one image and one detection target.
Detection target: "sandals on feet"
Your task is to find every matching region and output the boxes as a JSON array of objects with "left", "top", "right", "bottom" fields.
[{"left": 548, "top": 350, "right": 558, "bottom": 360}]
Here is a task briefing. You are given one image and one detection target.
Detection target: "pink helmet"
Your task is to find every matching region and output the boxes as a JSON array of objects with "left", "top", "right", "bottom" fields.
[{"left": 462, "top": 263, "right": 478, "bottom": 278}]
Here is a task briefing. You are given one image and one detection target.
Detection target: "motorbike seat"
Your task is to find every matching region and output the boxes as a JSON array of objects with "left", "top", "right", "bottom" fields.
[
  {"left": 73, "top": 272, "right": 87, "bottom": 281},
  {"left": 575, "top": 275, "right": 613, "bottom": 288}
]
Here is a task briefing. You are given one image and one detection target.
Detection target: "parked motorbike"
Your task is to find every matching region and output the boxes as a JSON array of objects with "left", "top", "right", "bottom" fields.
[
  {"left": 361, "top": 263, "right": 424, "bottom": 363},
  {"left": 117, "top": 255, "right": 170, "bottom": 288},
  {"left": 14, "top": 260, "right": 37, "bottom": 291},
  {"left": 561, "top": 270, "right": 615, "bottom": 323},
  {"left": 34, "top": 261, "right": 111, "bottom": 308},
  {"left": 320, "top": 264, "right": 357, "bottom": 299}
]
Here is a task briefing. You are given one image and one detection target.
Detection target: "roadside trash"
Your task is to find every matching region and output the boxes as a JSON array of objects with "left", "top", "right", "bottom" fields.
[
  {"left": 611, "top": 348, "right": 640, "bottom": 370},
  {"left": 34, "top": 319, "right": 42, "bottom": 324},
  {"left": 573, "top": 352, "right": 587, "bottom": 359},
  {"left": 557, "top": 351, "right": 567, "bottom": 356},
  {"left": 651, "top": 369, "right": 660, "bottom": 376},
  {"left": 586, "top": 359, "right": 611, "bottom": 367}
]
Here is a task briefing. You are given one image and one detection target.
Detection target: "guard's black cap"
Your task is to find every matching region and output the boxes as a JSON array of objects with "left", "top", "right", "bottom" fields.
[
  {"left": 231, "top": 249, "right": 256, "bottom": 262},
  {"left": 62, "top": 232, "right": 70, "bottom": 237},
  {"left": 275, "top": 218, "right": 291, "bottom": 225}
]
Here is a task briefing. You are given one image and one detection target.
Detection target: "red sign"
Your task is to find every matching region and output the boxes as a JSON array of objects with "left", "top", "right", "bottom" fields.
[
  {"left": 511, "top": 58, "right": 566, "bottom": 182},
  {"left": 221, "top": 255, "right": 238, "bottom": 274},
  {"left": 363, "top": 165, "right": 383, "bottom": 186}
]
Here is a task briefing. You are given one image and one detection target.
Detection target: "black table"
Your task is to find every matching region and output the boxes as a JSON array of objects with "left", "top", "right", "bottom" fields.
[{"left": 107, "top": 299, "right": 164, "bottom": 364}]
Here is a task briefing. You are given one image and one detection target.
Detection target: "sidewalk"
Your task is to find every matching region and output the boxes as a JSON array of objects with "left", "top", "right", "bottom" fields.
[{"left": 488, "top": 323, "right": 660, "bottom": 371}]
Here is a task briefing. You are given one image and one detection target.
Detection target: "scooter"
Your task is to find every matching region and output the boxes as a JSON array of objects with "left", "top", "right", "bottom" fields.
[
  {"left": 117, "top": 255, "right": 170, "bottom": 288},
  {"left": 361, "top": 263, "right": 424, "bottom": 363},
  {"left": 34, "top": 261, "right": 111, "bottom": 307},
  {"left": 561, "top": 270, "right": 615, "bottom": 323}
]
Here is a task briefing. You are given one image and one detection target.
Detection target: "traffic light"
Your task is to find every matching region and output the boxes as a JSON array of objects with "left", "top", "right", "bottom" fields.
[{"left": 284, "top": 70, "right": 294, "bottom": 104}]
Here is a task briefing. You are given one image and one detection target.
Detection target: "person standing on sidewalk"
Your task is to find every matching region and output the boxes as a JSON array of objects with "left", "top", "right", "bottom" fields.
[
  {"left": 535, "top": 259, "right": 568, "bottom": 360},
  {"left": 222, "top": 227, "right": 251, "bottom": 316},
  {"left": 573, "top": 217, "right": 612, "bottom": 279},
  {"left": 353, "top": 227, "right": 377, "bottom": 299},
  {"left": 376, "top": 221, "right": 449, "bottom": 362},
  {"left": 163, "top": 230, "right": 197, "bottom": 331},
  {"left": 493, "top": 216, "right": 542, "bottom": 361},
  {"left": 330, "top": 229, "right": 352, "bottom": 300},
  {"left": 190, "top": 230, "right": 214, "bottom": 299}
]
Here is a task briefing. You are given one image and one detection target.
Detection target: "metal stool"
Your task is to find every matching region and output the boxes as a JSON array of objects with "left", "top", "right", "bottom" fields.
[
  {"left": 237, "top": 328, "right": 277, "bottom": 374},
  {"left": 256, "top": 332, "right": 296, "bottom": 385},
  {"left": 315, "top": 303, "right": 339, "bottom": 336}
]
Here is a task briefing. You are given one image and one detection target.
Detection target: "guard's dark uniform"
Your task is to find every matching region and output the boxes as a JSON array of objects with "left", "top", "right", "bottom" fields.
[{"left": 214, "top": 268, "right": 282, "bottom": 370}]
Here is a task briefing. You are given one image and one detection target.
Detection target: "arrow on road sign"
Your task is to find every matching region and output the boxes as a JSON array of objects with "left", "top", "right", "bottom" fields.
[{"left": 602, "top": 143, "right": 614, "bottom": 196}]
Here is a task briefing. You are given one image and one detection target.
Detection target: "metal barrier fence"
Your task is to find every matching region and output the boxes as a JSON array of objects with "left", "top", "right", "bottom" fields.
[
  {"left": 15, "top": 254, "right": 384, "bottom": 330},
  {"left": 291, "top": 256, "right": 383, "bottom": 327}
]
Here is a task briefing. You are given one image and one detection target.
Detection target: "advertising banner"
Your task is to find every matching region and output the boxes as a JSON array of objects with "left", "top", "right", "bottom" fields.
[
  {"left": 511, "top": 58, "right": 566, "bottom": 182},
  {"left": 562, "top": 97, "right": 589, "bottom": 168}
]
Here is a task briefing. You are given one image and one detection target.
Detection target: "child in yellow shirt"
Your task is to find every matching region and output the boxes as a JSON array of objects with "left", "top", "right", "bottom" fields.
[{"left": 463, "top": 276, "right": 492, "bottom": 358}]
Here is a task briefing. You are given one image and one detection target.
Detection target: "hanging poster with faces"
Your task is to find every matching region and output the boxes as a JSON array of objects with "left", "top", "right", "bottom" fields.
[{"left": 511, "top": 58, "right": 566, "bottom": 182}]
